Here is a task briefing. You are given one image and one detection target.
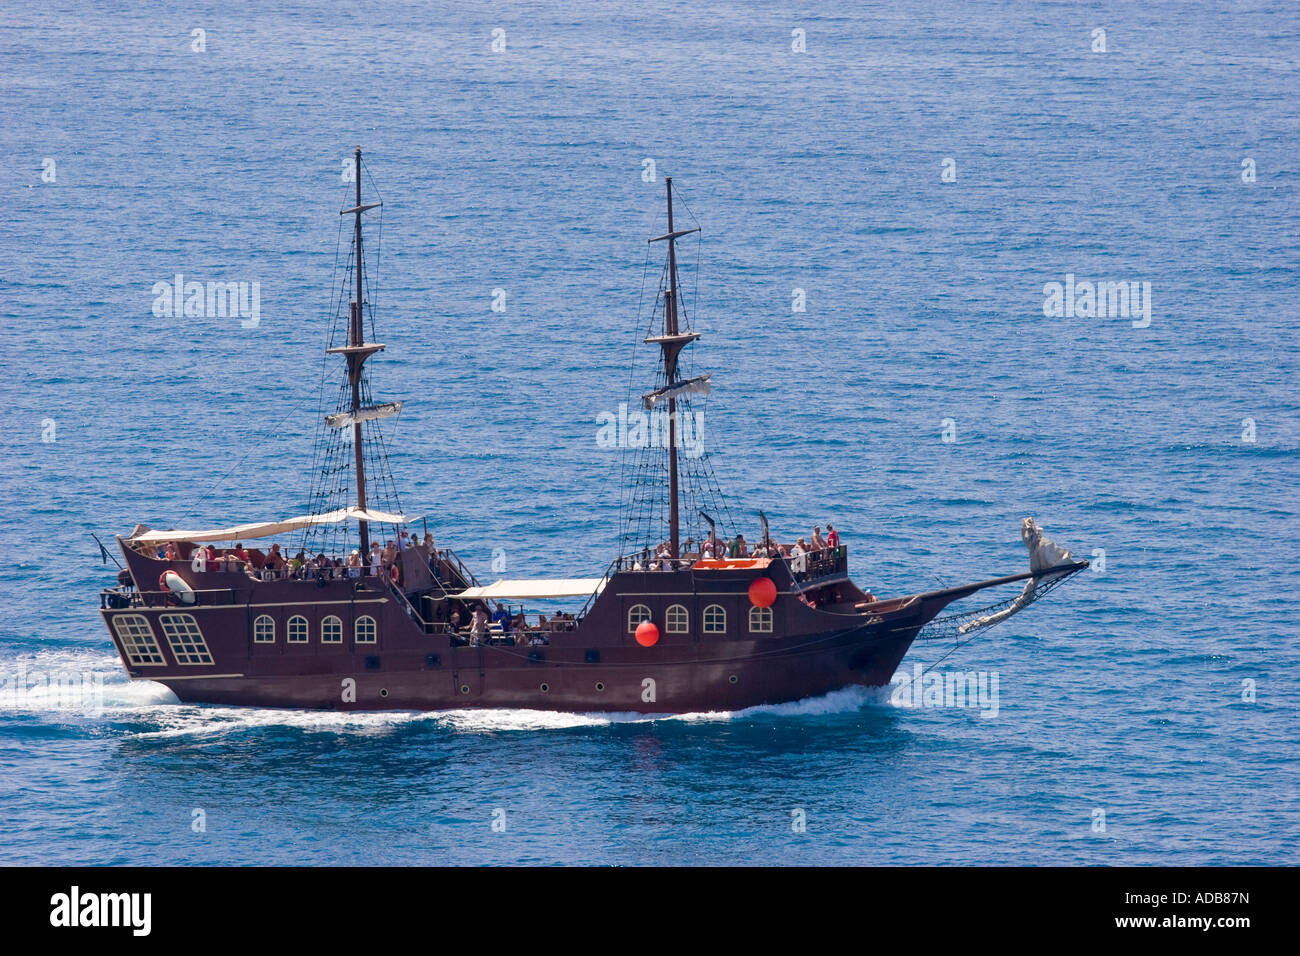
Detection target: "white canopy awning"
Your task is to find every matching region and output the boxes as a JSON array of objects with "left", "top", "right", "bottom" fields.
[
  {"left": 125, "top": 506, "right": 415, "bottom": 545},
  {"left": 452, "top": 578, "right": 607, "bottom": 601}
]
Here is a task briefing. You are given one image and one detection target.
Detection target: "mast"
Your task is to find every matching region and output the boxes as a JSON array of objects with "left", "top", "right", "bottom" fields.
[
  {"left": 645, "top": 177, "right": 701, "bottom": 561},
  {"left": 350, "top": 146, "right": 368, "bottom": 553},
  {"left": 327, "top": 145, "right": 388, "bottom": 554},
  {"left": 665, "top": 178, "right": 681, "bottom": 558}
]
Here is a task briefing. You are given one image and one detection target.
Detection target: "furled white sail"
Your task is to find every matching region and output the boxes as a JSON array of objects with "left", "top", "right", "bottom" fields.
[
  {"left": 642, "top": 373, "right": 711, "bottom": 410},
  {"left": 325, "top": 401, "right": 403, "bottom": 428}
]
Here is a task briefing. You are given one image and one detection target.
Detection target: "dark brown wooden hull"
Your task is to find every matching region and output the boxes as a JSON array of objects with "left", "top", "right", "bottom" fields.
[{"left": 130, "top": 621, "right": 921, "bottom": 714}]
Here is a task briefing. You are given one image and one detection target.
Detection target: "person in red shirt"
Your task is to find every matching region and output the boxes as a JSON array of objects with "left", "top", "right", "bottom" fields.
[{"left": 826, "top": 524, "right": 840, "bottom": 548}]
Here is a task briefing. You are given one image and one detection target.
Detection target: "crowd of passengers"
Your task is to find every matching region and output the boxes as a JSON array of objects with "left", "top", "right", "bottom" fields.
[
  {"left": 149, "top": 534, "right": 578, "bottom": 641},
  {"left": 631, "top": 523, "right": 842, "bottom": 571},
  {"left": 445, "top": 604, "right": 575, "bottom": 647},
  {"left": 152, "top": 530, "right": 441, "bottom": 583}
]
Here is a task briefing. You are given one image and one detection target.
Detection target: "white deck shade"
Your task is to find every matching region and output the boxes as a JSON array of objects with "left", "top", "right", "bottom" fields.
[
  {"left": 125, "top": 507, "right": 415, "bottom": 545},
  {"left": 451, "top": 578, "right": 608, "bottom": 601}
]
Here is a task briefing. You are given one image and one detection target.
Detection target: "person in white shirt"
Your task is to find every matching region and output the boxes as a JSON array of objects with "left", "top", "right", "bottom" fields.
[{"left": 791, "top": 539, "right": 807, "bottom": 574}]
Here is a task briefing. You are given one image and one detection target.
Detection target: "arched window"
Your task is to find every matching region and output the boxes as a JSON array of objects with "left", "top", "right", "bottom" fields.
[
  {"left": 287, "top": 615, "right": 308, "bottom": 643},
  {"left": 749, "top": 606, "right": 773, "bottom": 633},
  {"left": 666, "top": 604, "right": 690, "bottom": 634},
  {"left": 355, "top": 615, "right": 377, "bottom": 644},
  {"left": 321, "top": 615, "right": 343, "bottom": 644},
  {"left": 253, "top": 615, "right": 275, "bottom": 644},
  {"left": 627, "top": 604, "right": 652, "bottom": 633},
  {"left": 703, "top": 604, "right": 726, "bottom": 633}
]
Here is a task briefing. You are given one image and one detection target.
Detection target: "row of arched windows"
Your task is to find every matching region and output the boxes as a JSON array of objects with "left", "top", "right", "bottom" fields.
[
  {"left": 253, "top": 614, "right": 376, "bottom": 645},
  {"left": 628, "top": 603, "right": 773, "bottom": 634}
]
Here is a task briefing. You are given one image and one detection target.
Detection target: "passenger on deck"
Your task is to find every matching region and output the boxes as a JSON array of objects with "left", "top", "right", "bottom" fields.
[
  {"left": 450, "top": 608, "right": 462, "bottom": 631},
  {"left": 753, "top": 541, "right": 769, "bottom": 558},
  {"left": 470, "top": 608, "right": 489, "bottom": 644},
  {"left": 423, "top": 532, "right": 436, "bottom": 554},
  {"left": 492, "top": 603, "right": 510, "bottom": 631},
  {"left": 381, "top": 541, "right": 397, "bottom": 569},
  {"left": 347, "top": 549, "right": 362, "bottom": 576},
  {"left": 826, "top": 523, "right": 839, "bottom": 548},
  {"left": 811, "top": 526, "right": 826, "bottom": 551},
  {"left": 264, "top": 543, "right": 285, "bottom": 573},
  {"left": 701, "top": 541, "right": 715, "bottom": 559},
  {"left": 537, "top": 614, "right": 548, "bottom": 631},
  {"left": 234, "top": 543, "right": 250, "bottom": 564},
  {"left": 368, "top": 542, "right": 382, "bottom": 575},
  {"left": 790, "top": 539, "right": 808, "bottom": 574},
  {"left": 735, "top": 534, "right": 748, "bottom": 557},
  {"left": 511, "top": 615, "right": 526, "bottom": 643}
]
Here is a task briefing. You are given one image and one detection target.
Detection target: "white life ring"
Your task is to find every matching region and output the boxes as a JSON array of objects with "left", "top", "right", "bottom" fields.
[{"left": 161, "top": 570, "right": 196, "bottom": 605}]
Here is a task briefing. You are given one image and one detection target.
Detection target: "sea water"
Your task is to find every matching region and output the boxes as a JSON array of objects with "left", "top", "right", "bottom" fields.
[{"left": 0, "top": 0, "right": 1296, "bottom": 865}]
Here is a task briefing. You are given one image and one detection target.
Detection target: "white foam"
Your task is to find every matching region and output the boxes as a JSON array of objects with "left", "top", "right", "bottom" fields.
[
  {"left": 670, "top": 684, "right": 889, "bottom": 723},
  {"left": 0, "top": 647, "right": 172, "bottom": 718},
  {"left": 129, "top": 706, "right": 445, "bottom": 740}
]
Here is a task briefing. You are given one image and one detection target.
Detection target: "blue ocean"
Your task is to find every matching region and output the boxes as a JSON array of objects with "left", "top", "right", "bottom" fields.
[{"left": 1, "top": 0, "right": 1296, "bottom": 865}]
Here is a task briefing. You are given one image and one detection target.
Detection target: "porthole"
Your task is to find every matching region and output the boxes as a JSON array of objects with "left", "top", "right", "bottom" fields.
[
  {"left": 728, "top": 674, "right": 738, "bottom": 684},
  {"left": 460, "top": 684, "right": 470, "bottom": 695},
  {"left": 540, "top": 683, "right": 549, "bottom": 693},
  {"left": 379, "top": 688, "right": 389, "bottom": 698},
  {"left": 595, "top": 682, "right": 605, "bottom": 692}
]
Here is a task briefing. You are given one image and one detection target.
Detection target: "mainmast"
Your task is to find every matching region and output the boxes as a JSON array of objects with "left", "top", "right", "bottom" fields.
[
  {"left": 645, "top": 177, "right": 701, "bottom": 559},
  {"left": 326, "top": 145, "right": 390, "bottom": 554}
]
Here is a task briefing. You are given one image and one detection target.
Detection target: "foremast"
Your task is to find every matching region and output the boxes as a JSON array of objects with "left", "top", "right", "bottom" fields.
[{"left": 645, "top": 177, "right": 702, "bottom": 559}]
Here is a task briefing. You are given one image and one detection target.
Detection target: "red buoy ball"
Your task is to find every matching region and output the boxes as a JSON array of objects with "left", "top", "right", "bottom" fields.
[
  {"left": 635, "top": 620, "right": 659, "bottom": 647},
  {"left": 748, "top": 576, "right": 777, "bottom": 608}
]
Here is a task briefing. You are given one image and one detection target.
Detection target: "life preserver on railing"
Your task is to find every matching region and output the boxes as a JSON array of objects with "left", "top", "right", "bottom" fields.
[{"left": 159, "top": 570, "right": 196, "bottom": 605}]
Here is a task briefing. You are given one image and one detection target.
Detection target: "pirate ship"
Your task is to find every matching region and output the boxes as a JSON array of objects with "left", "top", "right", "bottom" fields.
[{"left": 98, "top": 149, "right": 1088, "bottom": 714}]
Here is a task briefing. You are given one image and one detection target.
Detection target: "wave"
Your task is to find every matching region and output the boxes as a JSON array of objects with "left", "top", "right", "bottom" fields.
[{"left": 121, "top": 683, "right": 893, "bottom": 739}]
